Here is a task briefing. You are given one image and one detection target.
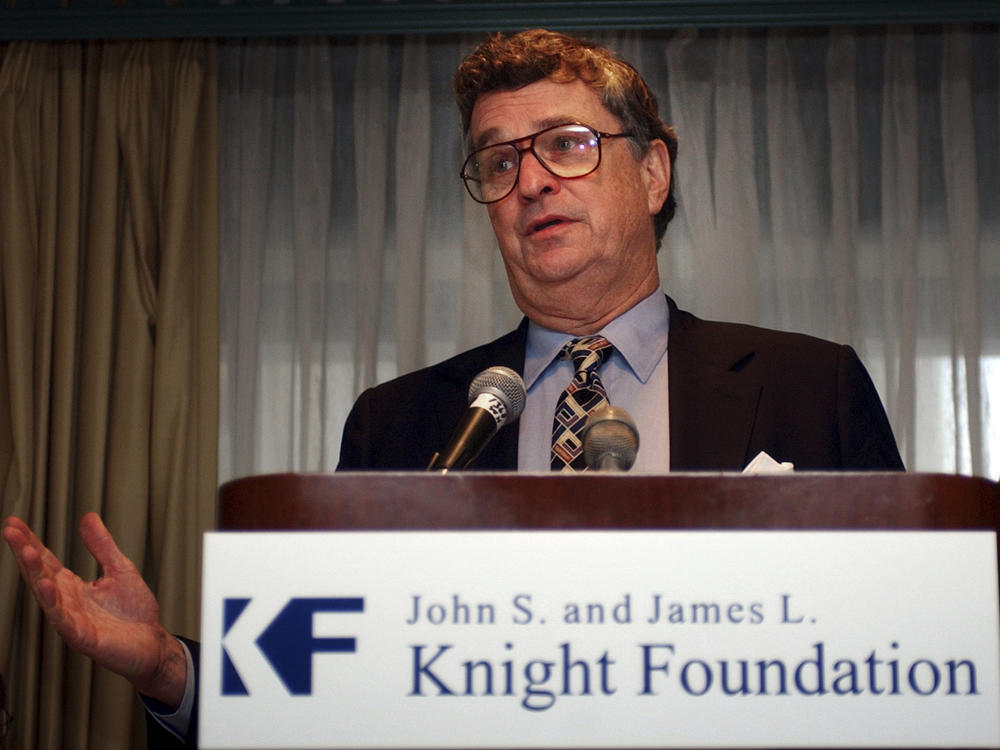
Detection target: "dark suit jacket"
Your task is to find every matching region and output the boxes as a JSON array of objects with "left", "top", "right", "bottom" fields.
[
  {"left": 338, "top": 297, "right": 904, "bottom": 472},
  {"left": 147, "top": 297, "right": 902, "bottom": 748}
]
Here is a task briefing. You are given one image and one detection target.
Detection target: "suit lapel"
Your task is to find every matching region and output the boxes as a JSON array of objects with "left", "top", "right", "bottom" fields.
[{"left": 667, "top": 298, "right": 762, "bottom": 471}]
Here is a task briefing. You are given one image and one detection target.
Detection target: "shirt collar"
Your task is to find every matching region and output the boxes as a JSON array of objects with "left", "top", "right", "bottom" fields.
[{"left": 523, "top": 290, "right": 670, "bottom": 390}]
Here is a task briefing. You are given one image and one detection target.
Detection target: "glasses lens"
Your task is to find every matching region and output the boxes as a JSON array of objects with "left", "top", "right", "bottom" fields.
[
  {"left": 463, "top": 145, "right": 519, "bottom": 203},
  {"left": 534, "top": 125, "right": 600, "bottom": 177},
  {"left": 461, "top": 124, "right": 604, "bottom": 203}
]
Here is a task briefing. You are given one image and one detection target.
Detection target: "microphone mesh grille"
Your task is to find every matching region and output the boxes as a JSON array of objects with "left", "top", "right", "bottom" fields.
[
  {"left": 583, "top": 422, "right": 638, "bottom": 470},
  {"left": 468, "top": 366, "right": 527, "bottom": 420},
  {"left": 582, "top": 406, "right": 639, "bottom": 470}
]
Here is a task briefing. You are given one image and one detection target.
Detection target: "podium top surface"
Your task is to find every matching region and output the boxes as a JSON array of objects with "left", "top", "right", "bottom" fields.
[{"left": 218, "top": 471, "right": 1000, "bottom": 532}]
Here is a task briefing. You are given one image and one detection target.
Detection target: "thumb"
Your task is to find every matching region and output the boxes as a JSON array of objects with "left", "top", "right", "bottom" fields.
[{"left": 79, "top": 512, "right": 134, "bottom": 576}]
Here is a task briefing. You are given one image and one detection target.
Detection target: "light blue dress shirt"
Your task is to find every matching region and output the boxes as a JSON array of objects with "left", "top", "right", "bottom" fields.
[{"left": 517, "top": 290, "right": 671, "bottom": 472}]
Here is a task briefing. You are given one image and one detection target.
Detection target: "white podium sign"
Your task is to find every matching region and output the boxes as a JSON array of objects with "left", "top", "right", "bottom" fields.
[{"left": 199, "top": 531, "right": 1000, "bottom": 748}]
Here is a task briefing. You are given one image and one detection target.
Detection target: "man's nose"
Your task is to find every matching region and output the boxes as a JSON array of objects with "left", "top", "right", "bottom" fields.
[{"left": 515, "top": 150, "right": 560, "bottom": 199}]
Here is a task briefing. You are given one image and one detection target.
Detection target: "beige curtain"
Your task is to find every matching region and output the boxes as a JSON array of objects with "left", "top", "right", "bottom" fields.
[{"left": 0, "top": 40, "right": 219, "bottom": 750}]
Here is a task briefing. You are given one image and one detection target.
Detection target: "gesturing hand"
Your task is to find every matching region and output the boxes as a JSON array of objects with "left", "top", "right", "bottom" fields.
[{"left": 3, "top": 513, "right": 187, "bottom": 708}]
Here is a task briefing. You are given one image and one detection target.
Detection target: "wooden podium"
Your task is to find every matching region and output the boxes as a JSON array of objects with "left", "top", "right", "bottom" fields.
[{"left": 218, "top": 471, "right": 1000, "bottom": 536}]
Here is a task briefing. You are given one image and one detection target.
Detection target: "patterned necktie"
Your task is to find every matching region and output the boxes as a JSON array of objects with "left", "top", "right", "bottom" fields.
[{"left": 551, "top": 336, "right": 614, "bottom": 471}]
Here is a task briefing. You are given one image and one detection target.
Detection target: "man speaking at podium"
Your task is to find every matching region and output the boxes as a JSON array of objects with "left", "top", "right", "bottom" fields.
[
  {"left": 337, "top": 29, "right": 902, "bottom": 475},
  {"left": 4, "top": 28, "right": 903, "bottom": 750}
]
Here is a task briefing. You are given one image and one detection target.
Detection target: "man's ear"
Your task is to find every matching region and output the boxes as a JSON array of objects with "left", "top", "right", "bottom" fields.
[{"left": 640, "top": 138, "right": 671, "bottom": 215}]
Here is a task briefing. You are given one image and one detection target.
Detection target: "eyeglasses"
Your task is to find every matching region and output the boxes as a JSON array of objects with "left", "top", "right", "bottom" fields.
[{"left": 460, "top": 122, "right": 631, "bottom": 204}]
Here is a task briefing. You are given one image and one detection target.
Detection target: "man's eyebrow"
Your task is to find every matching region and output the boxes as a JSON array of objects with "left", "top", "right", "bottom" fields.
[
  {"left": 472, "top": 116, "right": 580, "bottom": 150},
  {"left": 472, "top": 127, "right": 502, "bottom": 151}
]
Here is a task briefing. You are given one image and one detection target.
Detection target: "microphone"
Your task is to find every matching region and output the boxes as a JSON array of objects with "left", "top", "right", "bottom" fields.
[
  {"left": 582, "top": 406, "right": 639, "bottom": 471},
  {"left": 427, "top": 366, "right": 526, "bottom": 472}
]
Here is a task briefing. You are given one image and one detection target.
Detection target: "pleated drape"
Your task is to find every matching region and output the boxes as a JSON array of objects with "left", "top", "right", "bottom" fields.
[
  {"left": 665, "top": 29, "right": 761, "bottom": 325},
  {"left": 940, "top": 28, "right": 984, "bottom": 476},
  {"left": 0, "top": 40, "right": 218, "bottom": 750},
  {"left": 217, "top": 35, "right": 512, "bottom": 478}
]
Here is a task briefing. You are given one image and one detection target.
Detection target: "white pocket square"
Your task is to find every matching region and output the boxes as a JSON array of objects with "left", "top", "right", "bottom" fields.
[{"left": 742, "top": 451, "right": 795, "bottom": 474}]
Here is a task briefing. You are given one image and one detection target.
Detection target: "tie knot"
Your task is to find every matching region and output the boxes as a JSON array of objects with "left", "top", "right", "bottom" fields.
[{"left": 561, "top": 335, "right": 613, "bottom": 374}]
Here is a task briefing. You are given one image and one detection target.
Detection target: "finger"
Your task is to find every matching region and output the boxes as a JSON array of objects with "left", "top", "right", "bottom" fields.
[
  {"left": 4, "top": 514, "right": 32, "bottom": 536},
  {"left": 78, "top": 512, "right": 133, "bottom": 577},
  {"left": 3, "top": 518, "right": 61, "bottom": 610},
  {"left": 3, "top": 515, "right": 41, "bottom": 554},
  {"left": 2, "top": 517, "right": 37, "bottom": 576},
  {"left": 3, "top": 516, "right": 59, "bottom": 575}
]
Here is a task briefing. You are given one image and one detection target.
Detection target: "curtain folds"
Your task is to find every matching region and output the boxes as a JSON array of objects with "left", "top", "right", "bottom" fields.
[
  {"left": 218, "top": 26, "right": 999, "bottom": 482},
  {"left": 217, "top": 35, "right": 512, "bottom": 477},
  {"left": 0, "top": 40, "right": 218, "bottom": 750}
]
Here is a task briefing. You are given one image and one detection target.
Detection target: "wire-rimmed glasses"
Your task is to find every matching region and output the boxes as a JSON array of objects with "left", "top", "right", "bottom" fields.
[{"left": 460, "top": 122, "right": 631, "bottom": 204}]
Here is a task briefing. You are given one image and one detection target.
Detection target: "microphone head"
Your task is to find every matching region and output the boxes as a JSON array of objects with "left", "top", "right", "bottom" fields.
[
  {"left": 582, "top": 406, "right": 639, "bottom": 471},
  {"left": 468, "top": 366, "right": 527, "bottom": 425}
]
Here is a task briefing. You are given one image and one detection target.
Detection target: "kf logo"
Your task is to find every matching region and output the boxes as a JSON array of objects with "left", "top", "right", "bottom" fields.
[{"left": 222, "top": 597, "right": 364, "bottom": 696}]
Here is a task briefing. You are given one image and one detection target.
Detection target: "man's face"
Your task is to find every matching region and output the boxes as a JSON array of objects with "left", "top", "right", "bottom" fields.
[{"left": 468, "top": 77, "right": 670, "bottom": 333}]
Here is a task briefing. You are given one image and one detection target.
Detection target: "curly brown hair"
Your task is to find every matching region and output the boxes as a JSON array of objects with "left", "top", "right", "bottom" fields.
[{"left": 454, "top": 29, "right": 678, "bottom": 242}]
